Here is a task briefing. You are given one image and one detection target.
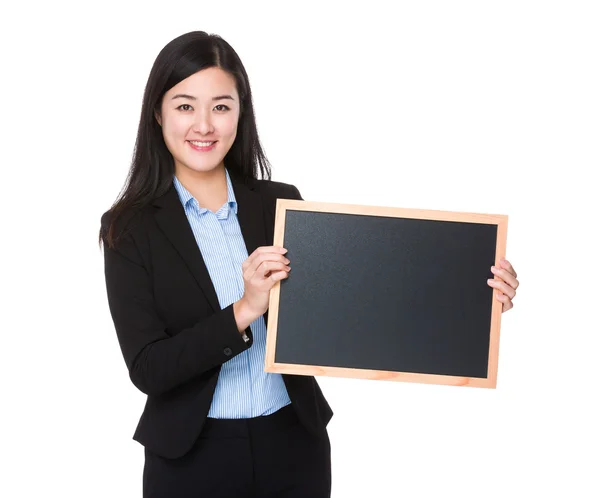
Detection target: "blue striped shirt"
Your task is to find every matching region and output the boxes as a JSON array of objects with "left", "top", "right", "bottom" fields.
[{"left": 173, "top": 169, "right": 291, "bottom": 418}]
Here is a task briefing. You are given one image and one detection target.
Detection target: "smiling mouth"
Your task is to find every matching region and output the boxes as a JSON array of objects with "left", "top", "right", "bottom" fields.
[
  {"left": 188, "top": 140, "right": 217, "bottom": 146},
  {"left": 187, "top": 140, "right": 217, "bottom": 151}
]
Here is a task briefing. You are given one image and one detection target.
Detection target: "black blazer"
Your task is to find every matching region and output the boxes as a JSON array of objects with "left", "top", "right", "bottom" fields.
[{"left": 101, "top": 173, "right": 333, "bottom": 459}]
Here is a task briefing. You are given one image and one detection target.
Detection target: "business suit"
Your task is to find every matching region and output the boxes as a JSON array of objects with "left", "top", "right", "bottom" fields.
[{"left": 101, "top": 171, "right": 333, "bottom": 464}]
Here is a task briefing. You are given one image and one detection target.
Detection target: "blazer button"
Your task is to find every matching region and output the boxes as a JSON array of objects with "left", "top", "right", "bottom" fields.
[{"left": 223, "top": 347, "right": 232, "bottom": 356}]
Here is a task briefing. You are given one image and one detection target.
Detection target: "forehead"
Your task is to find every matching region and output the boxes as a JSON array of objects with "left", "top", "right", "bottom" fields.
[{"left": 166, "top": 67, "right": 238, "bottom": 99}]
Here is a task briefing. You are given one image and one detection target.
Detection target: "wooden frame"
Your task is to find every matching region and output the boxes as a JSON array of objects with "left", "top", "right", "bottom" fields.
[{"left": 265, "top": 199, "right": 508, "bottom": 389}]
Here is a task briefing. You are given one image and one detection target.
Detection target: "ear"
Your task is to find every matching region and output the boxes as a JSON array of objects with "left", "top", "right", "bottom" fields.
[{"left": 154, "top": 110, "right": 162, "bottom": 126}]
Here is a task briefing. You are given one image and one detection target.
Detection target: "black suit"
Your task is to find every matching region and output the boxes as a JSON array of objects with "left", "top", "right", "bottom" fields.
[{"left": 101, "top": 173, "right": 333, "bottom": 461}]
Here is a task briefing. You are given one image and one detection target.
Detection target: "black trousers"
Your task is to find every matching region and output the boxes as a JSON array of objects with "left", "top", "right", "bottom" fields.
[{"left": 143, "top": 404, "right": 331, "bottom": 497}]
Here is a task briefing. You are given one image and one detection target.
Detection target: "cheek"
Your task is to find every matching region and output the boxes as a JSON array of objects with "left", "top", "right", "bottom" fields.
[
  {"left": 223, "top": 117, "right": 239, "bottom": 141},
  {"left": 162, "top": 118, "right": 188, "bottom": 148}
]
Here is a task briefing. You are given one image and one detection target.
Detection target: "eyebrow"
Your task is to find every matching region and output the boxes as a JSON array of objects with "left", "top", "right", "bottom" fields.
[{"left": 170, "top": 94, "right": 235, "bottom": 101}]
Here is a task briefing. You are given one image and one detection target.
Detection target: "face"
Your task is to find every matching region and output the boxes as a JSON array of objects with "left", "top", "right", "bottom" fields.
[{"left": 156, "top": 67, "right": 240, "bottom": 178}]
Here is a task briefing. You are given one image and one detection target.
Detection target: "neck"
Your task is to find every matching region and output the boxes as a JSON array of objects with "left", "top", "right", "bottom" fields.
[{"left": 175, "top": 163, "right": 228, "bottom": 212}]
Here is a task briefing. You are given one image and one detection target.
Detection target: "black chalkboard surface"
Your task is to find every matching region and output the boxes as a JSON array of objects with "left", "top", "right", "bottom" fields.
[{"left": 265, "top": 200, "right": 507, "bottom": 388}]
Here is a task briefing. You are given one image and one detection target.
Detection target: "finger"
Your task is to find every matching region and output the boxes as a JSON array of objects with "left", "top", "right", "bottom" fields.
[
  {"left": 255, "top": 261, "right": 290, "bottom": 279},
  {"left": 269, "top": 270, "right": 289, "bottom": 283},
  {"left": 254, "top": 269, "right": 289, "bottom": 292},
  {"left": 490, "top": 266, "right": 520, "bottom": 290},
  {"left": 487, "top": 279, "right": 516, "bottom": 299},
  {"left": 244, "top": 246, "right": 286, "bottom": 271},
  {"left": 499, "top": 258, "right": 517, "bottom": 279},
  {"left": 248, "top": 252, "right": 290, "bottom": 275},
  {"left": 495, "top": 291, "right": 514, "bottom": 312}
]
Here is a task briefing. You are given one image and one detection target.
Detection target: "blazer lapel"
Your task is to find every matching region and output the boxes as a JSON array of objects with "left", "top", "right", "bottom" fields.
[{"left": 152, "top": 173, "right": 268, "bottom": 313}]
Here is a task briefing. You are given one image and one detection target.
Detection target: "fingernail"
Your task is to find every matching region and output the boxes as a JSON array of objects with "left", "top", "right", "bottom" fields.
[
  {"left": 487, "top": 279, "right": 494, "bottom": 283},
  {"left": 281, "top": 248, "right": 288, "bottom": 254},
  {"left": 491, "top": 266, "right": 497, "bottom": 272}
]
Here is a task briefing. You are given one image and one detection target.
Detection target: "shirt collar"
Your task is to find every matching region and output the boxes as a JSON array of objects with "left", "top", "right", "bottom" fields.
[{"left": 172, "top": 168, "right": 238, "bottom": 218}]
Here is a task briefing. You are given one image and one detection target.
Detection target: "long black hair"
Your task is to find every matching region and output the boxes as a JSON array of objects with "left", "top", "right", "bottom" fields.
[{"left": 99, "top": 31, "right": 272, "bottom": 249}]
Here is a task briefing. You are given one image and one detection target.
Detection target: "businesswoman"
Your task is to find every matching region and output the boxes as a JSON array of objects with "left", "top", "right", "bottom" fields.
[{"left": 99, "top": 31, "right": 519, "bottom": 498}]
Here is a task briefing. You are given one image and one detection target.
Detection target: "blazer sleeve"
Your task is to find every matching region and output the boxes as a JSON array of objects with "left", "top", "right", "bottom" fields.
[
  {"left": 289, "top": 184, "right": 304, "bottom": 201},
  {"left": 101, "top": 213, "right": 253, "bottom": 397}
]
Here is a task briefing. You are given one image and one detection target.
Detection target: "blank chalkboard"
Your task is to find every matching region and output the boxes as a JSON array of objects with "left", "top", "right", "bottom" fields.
[{"left": 265, "top": 200, "right": 507, "bottom": 388}]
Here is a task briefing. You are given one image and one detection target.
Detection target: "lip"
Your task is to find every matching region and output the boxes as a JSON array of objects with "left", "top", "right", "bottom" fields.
[{"left": 187, "top": 140, "right": 217, "bottom": 152}]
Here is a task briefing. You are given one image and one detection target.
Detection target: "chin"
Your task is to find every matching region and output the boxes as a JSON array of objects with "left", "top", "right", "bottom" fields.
[{"left": 180, "top": 161, "right": 225, "bottom": 174}]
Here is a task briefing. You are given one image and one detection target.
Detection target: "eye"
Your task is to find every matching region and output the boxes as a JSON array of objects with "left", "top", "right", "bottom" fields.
[{"left": 175, "top": 104, "right": 230, "bottom": 112}]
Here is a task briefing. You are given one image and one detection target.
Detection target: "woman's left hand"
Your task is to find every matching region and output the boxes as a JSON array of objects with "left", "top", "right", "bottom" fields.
[{"left": 488, "top": 259, "right": 519, "bottom": 313}]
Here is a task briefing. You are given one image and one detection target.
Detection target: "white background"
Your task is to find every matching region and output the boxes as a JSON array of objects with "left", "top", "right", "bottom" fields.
[{"left": 2, "top": 1, "right": 599, "bottom": 496}]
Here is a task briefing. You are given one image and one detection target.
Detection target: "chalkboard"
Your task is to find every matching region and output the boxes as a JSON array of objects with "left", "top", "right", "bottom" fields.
[{"left": 265, "top": 200, "right": 508, "bottom": 388}]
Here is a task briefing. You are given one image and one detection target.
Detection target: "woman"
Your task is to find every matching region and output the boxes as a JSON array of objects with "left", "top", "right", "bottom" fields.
[{"left": 99, "top": 31, "right": 519, "bottom": 497}]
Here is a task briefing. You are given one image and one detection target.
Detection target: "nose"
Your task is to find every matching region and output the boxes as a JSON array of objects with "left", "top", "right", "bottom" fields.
[{"left": 192, "top": 110, "right": 214, "bottom": 135}]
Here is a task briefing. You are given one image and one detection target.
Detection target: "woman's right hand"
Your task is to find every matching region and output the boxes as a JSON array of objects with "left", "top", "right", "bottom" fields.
[{"left": 234, "top": 246, "right": 291, "bottom": 329}]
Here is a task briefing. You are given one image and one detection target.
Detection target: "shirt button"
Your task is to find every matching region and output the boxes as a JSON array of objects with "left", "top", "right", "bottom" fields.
[{"left": 223, "top": 347, "right": 232, "bottom": 356}]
